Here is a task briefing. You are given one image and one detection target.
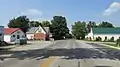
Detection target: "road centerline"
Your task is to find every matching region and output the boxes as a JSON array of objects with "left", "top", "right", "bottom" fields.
[{"left": 40, "top": 56, "right": 56, "bottom": 67}]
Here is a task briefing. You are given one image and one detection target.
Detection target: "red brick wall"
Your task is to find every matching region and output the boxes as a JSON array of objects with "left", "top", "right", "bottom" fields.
[{"left": 34, "top": 33, "right": 46, "bottom": 40}]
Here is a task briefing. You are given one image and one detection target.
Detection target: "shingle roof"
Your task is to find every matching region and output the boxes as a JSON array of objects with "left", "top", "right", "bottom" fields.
[
  {"left": 4, "top": 28, "right": 20, "bottom": 35},
  {"left": 43, "top": 27, "right": 49, "bottom": 33},
  {"left": 26, "top": 27, "right": 39, "bottom": 34},
  {"left": 92, "top": 28, "right": 120, "bottom": 34}
]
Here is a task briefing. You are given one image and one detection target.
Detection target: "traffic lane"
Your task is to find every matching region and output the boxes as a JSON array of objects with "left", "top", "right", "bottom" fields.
[
  {"left": 1, "top": 40, "right": 120, "bottom": 67},
  {"left": 49, "top": 40, "right": 120, "bottom": 67},
  {"left": 1, "top": 40, "right": 119, "bottom": 60},
  {"left": 46, "top": 40, "right": 68, "bottom": 49},
  {"left": 20, "top": 40, "right": 119, "bottom": 60},
  {"left": 39, "top": 48, "right": 115, "bottom": 60},
  {"left": 1, "top": 40, "right": 70, "bottom": 67},
  {"left": 25, "top": 40, "right": 117, "bottom": 60}
]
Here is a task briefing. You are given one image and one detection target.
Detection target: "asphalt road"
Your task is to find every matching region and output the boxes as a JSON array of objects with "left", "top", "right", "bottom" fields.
[{"left": 1, "top": 40, "right": 120, "bottom": 67}]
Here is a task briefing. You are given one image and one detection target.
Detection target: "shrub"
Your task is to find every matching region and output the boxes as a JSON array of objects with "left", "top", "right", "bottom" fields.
[
  {"left": 85, "top": 37, "right": 88, "bottom": 41},
  {"left": 98, "top": 36, "right": 102, "bottom": 41},
  {"left": 116, "top": 37, "right": 120, "bottom": 47},
  {"left": 104, "top": 36, "right": 107, "bottom": 42},
  {"left": 109, "top": 37, "right": 114, "bottom": 42},
  {"left": 95, "top": 36, "right": 102, "bottom": 41},
  {"left": 89, "top": 37, "right": 92, "bottom": 41}
]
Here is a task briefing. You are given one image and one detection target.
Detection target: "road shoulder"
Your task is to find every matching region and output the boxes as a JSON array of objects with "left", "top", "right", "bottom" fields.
[{"left": 79, "top": 40, "right": 120, "bottom": 50}]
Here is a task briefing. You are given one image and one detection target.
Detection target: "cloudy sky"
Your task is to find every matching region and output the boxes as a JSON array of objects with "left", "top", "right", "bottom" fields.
[{"left": 0, "top": 0, "right": 120, "bottom": 29}]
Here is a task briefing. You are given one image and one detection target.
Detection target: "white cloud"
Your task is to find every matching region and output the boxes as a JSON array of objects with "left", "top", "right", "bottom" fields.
[
  {"left": 103, "top": 2, "right": 120, "bottom": 16},
  {"left": 21, "top": 9, "right": 42, "bottom": 17},
  {"left": 30, "top": 18, "right": 51, "bottom": 22}
]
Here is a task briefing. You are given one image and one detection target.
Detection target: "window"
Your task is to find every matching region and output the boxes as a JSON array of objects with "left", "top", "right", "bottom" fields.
[
  {"left": 13, "top": 35, "right": 15, "bottom": 37},
  {"left": 17, "top": 35, "right": 20, "bottom": 39}
]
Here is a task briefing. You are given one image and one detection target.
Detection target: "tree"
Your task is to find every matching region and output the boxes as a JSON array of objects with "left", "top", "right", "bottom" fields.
[
  {"left": 87, "top": 21, "right": 98, "bottom": 33},
  {"left": 41, "top": 21, "right": 50, "bottom": 27},
  {"left": 8, "top": 16, "right": 29, "bottom": 32},
  {"left": 65, "top": 33, "right": 72, "bottom": 39},
  {"left": 29, "top": 21, "right": 40, "bottom": 27},
  {"left": 98, "top": 21, "right": 114, "bottom": 28},
  {"left": 50, "top": 16, "right": 69, "bottom": 40},
  {"left": 72, "top": 21, "right": 87, "bottom": 39}
]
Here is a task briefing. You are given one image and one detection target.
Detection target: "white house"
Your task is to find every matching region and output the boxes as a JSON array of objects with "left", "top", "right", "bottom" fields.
[
  {"left": 0, "top": 26, "right": 4, "bottom": 41},
  {"left": 26, "top": 26, "right": 47, "bottom": 40},
  {"left": 4, "top": 28, "right": 25, "bottom": 42},
  {"left": 86, "top": 28, "right": 120, "bottom": 41}
]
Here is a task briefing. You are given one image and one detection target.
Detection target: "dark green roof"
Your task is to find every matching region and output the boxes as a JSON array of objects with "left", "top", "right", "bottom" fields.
[{"left": 92, "top": 28, "right": 120, "bottom": 34}]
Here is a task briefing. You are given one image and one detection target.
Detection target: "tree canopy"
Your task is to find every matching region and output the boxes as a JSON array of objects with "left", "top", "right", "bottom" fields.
[
  {"left": 87, "top": 21, "right": 98, "bottom": 33},
  {"left": 98, "top": 21, "right": 114, "bottom": 28},
  {"left": 50, "top": 16, "right": 69, "bottom": 40},
  {"left": 41, "top": 21, "right": 50, "bottom": 27},
  {"left": 8, "top": 16, "right": 29, "bottom": 32},
  {"left": 29, "top": 21, "right": 40, "bottom": 27},
  {"left": 72, "top": 21, "right": 87, "bottom": 39}
]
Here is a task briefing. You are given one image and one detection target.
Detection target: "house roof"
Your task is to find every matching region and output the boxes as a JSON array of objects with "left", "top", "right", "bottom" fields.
[
  {"left": 26, "top": 26, "right": 47, "bottom": 34},
  {"left": 4, "top": 28, "right": 20, "bottom": 35},
  {"left": 92, "top": 28, "right": 120, "bottom": 34},
  {"left": 26, "top": 27, "right": 39, "bottom": 34},
  {"left": 43, "top": 27, "right": 49, "bottom": 33}
]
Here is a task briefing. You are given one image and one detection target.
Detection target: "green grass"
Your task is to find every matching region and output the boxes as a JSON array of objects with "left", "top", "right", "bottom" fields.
[{"left": 106, "top": 44, "right": 118, "bottom": 47}]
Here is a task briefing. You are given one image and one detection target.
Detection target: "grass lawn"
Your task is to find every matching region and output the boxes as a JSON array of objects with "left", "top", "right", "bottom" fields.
[{"left": 106, "top": 44, "right": 118, "bottom": 47}]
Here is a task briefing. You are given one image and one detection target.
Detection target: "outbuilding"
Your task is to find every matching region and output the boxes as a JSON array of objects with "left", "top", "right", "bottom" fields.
[
  {"left": 86, "top": 28, "right": 120, "bottom": 41},
  {"left": 26, "top": 26, "right": 47, "bottom": 40},
  {"left": 4, "top": 28, "right": 25, "bottom": 42}
]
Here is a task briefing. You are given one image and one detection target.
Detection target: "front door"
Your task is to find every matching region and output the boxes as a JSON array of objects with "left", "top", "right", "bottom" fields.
[{"left": 17, "top": 35, "right": 20, "bottom": 39}]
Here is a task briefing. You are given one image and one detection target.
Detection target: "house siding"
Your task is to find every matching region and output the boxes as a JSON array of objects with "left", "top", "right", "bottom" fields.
[
  {"left": 4, "top": 29, "right": 25, "bottom": 42},
  {"left": 85, "top": 28, "right": 94, "bottom": 40},
  {"left": 94, "top": 34, "right": 120, "bottom": 41},
  {"left": 26, "top": 26, "right": 47, "bottom": 40},
  {"left": 35, "top": 26, "right": 46, "bottom": 34},
  {"left": 4, "top": 35, "right": 10, "bottom": 42},
  {"left": 27, "top": 34, "right": 34, "bottom": 40},
  {"left": 85, "top": 28, "right": 120, "bottom": 41},
  {"left": 34, "top": 33, "right": 46, "bottom": 40}
]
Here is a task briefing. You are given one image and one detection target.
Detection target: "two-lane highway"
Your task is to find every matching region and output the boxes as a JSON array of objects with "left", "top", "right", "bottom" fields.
[{"left": 1, "top": 40, "right": 120, "bottom": 67}]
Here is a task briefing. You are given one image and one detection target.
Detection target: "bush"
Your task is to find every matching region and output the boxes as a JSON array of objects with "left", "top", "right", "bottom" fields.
[
  {"left": 109, "top": 37, "right": 114, "bottom": 42},
  {"left": 116, "top": 37, "right": 120, "bottom": 47},
  {"left": 104, "top": 37, "right": 107, "bottom": 42},
  {"left": 85, "top": 37, "right": 88, "bottom": 41},
  {"left": 95, "top": 36, "right": 102, "bottom": 41},
  {"left": 89, "top": 37, "right": 92, "bottom": 41}
]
